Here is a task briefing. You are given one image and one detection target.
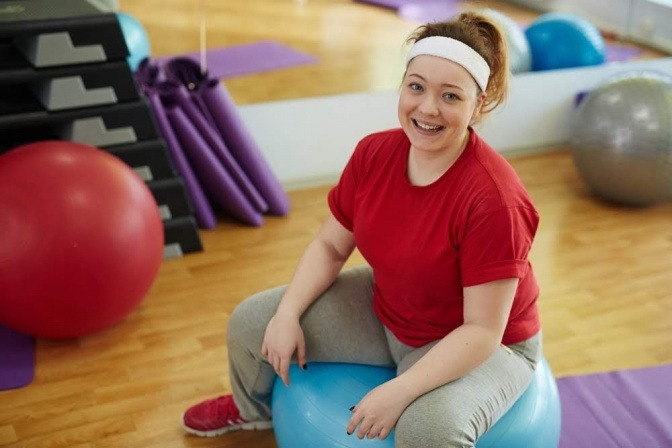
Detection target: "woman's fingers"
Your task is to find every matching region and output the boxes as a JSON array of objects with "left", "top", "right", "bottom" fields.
[
  {"left": 346, "top": 408, "right": 360, "bottom": 435},
  {"left": 279, "top": 356, "right": 291, "bottom": 386},
  {"left": 296, "top": 336, "right": 307, "bottom": 369},
  {"left": 357, "top": 417, "right": 373, "bottom": 439},
  {"left": 347, "top": 407, "right": 373, "bottom": 439},
  {"left": 266, "top": 350, "right": 293, "bottom": 386},
  {"left": 347, "top": 406, "right": 390, "bottom": 441}
]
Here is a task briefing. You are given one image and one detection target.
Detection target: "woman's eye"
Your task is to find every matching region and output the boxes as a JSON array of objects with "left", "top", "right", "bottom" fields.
[
  {"left": 409, "top": 83, "right": 423, "bottom": 91},
  {"left": 443, "top": 93, "right": 459, "bottom": 101}
]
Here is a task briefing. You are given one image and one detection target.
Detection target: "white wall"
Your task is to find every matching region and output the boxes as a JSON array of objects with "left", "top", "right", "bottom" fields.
[
  {"left": 239, "top": 57, "right": 672, "bottom": 189},
  {"left": 504, "top": 0, "right": 672, "bottom": 52},
  {"left": 629, "top": 0, "right": 672, "bottom": 51}
]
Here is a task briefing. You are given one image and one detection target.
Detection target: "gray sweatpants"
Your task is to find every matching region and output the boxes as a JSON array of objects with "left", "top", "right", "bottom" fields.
[{"left": 227, "top": 266, "right": 541, "bottom": 447}]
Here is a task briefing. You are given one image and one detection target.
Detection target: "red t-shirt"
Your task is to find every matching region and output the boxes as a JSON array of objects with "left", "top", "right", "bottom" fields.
[{"left": 328, "top": 128, "right": 540, "bottom": 347}]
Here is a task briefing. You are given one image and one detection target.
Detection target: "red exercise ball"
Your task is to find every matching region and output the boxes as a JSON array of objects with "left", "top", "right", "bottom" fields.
[{"left": 0, "top": 141, "right": 164, "bottom": 339}]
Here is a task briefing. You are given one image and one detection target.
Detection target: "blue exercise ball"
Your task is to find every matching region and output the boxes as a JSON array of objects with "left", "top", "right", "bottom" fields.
[
  {"left": 273, "top": 363, "right": 396, "bottom": 447},
  {"left": 272, "top": 358, "right": 561, "bottom": 447},
  {"left": 570, "top": 71, "right": 672, "bottom": 206},
  {"left": 482, "top": 9, "right": 531, "bottom": 74},
  {"left": 116, "top": 12, "right": 151, "bottom": 71},
  {"left": 525, "top": 13, "right": 605, "bottom": 71}
]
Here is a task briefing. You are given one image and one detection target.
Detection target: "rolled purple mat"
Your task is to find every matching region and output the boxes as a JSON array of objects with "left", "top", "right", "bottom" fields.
[
  {"left": 135, "top": 58, "right": 167, "bottom": 94},
  {"left": 191, "top": 93, "right": 217, "bottom": 129},
  {"left": 171, "top": 85, "right": 269, "bottom": 213},
  {"left": 164, "top": 57, "right": 290, "bottom": 216},
  {"left": 135, "top": 60, "right": 217, "bottom": 229},
  {"left": 201, "top": 79, "right": 290, "bottom": 216},
  {"left": 147, "top": 89, "right": 217, "bottom": 229},
  {"left": 166, "top": 104, "right": 264, "bottom": 226}
]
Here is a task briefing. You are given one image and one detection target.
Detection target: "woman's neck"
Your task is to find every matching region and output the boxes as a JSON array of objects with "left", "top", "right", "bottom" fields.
[{"left": 407, "top": 130, "right": 470, "bottom": 186}]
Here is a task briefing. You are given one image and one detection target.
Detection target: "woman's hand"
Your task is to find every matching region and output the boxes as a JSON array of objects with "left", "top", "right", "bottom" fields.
[
  {"left": 261, "top": 311, "right": 306, "bottom": 386},
  {"left": 346, "top": 378, "right": 416, "bottom": 440}
]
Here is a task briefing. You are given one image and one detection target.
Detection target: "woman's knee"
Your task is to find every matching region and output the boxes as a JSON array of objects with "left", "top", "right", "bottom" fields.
[
  {"left": 395, "top": 397, "right": 477, "bottom": 448},
  {"left": 227, "top": 287, "right": 284, "bottom": 342}
]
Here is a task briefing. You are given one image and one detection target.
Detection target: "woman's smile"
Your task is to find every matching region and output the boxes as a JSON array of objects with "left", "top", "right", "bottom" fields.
[{"left": 413, "top": 119, "right": 445, "bottom": 133}]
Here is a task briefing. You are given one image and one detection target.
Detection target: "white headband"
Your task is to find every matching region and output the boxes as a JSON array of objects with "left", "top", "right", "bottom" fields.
[{"left": 406, "top": 36, "right": 490, "bottom": 92}]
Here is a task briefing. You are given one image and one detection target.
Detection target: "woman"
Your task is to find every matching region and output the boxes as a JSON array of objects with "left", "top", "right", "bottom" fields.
[{"left": 183, "top": 11, "right": 542, "bottom": 447}]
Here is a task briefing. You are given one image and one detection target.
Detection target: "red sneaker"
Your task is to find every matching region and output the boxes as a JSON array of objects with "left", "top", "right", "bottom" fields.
[{"left": 182, "top": 395, "right": 273, "bottom": 437}]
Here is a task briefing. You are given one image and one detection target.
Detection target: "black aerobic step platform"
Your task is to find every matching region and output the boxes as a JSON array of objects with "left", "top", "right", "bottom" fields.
[
  {"left": 0, "top": 61, "right": 140, "bottom": 114},
  {"left": 163, "top": 216, "right": 203, "bottom": 259},
  {"left": 107, "top": 140, "right": 176, "bottom": 183},
  {"left": 0, "top": 100, "right": 159, "bottom": 152},
  {"left": 148, "top": 177, "right": 194, "bottom": 222},
  {"left": 0, "top": 0, "right": 127, "bottom": 68}
]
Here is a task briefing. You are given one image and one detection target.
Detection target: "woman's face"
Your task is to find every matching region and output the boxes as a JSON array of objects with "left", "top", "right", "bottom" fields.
[{"left": 398, "top": 55, "right": 484, "bottom": 155}]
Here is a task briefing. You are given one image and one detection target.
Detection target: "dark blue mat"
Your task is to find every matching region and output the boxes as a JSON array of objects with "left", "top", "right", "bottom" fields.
[{"left": 0, "top": 325, "right": 34, "bottom": 390}]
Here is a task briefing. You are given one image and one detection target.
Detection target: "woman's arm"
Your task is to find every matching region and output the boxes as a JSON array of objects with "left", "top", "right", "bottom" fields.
[
  {"left": 392, "top": 278, "right": 518, "bottom": 400},
  {"left": 262, "top": 214, "right": 355, "bottom": 385},
  {"left": 347, "top": 277, "right": 518, "bottom": 439},
  {"left": 275, "top": 214, "right": 356, "bottom": 319}
]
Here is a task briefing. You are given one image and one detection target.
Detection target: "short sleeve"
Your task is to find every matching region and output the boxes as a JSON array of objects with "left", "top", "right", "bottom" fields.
[
  {"left": 328, "top": 142, "right": 365, "bottom": 231},
  {"left": 460, "top": 205, "right": 539, "bottom": 286}
]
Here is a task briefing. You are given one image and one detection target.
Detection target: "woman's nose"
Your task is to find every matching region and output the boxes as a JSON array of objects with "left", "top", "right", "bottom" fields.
[{"left": 418, "top": 94, "right": 439, "bottom": 116}]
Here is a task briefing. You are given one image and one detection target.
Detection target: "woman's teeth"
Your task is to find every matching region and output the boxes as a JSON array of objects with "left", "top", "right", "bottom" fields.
[{"left": 414, "top": 120, "right": 442, "bottom": 131}]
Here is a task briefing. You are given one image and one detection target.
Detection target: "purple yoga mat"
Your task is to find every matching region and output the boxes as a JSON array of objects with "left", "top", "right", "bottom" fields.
[
  {"left": 149, "top": 90, "right": 218, "bottom": 230},
  {"left": 165, "top": 60, "right": 269, "bottom": 214},
  {"left": 167, "top": 104, "right": 264, "bottom": 226},
  {"left": 356, "top": 0, "right": 456, "bottom": 12},
  {"left": 355, "top": 0, "right": 420, "bottom": 10},
  {"left": 0, "top": 325, "right": 34, "bottom": 390},
  {"left": 135, "top": 62, "right": 217, "bottom": 229},
  {"left": 605, "top": 43, "right": 644, "bottom": 63},
  {"left": 356, "top": 0, "right": 461, "bottom": 23},
  {"left": 398, "top": 0, "right": 460, "bottom": 22},
  {"left": 163, "top": 57, "right": 290, "bottom": 216},
  {"left": 558, "top": 364, "right": 672, "bottom": 448},
  {"left": 155, "top": 41, "right": 317, "bottom": 80},
  {"left": 201, "top": 79, "right": 291, "bottom": 216}
]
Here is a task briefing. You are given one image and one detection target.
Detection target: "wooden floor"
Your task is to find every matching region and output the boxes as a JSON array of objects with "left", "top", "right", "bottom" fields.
[
  {"left": 2, "top": 150, "right": 671, "bottom": 447},
  {"left": 1, "top": 0, "right": 671, "bottom": 447}
]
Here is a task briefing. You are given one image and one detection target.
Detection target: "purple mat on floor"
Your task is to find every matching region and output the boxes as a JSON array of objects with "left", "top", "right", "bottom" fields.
[
  {"left": 356, "top": 0, "right": 459, "bottom": 13},
  {"left": 0, "top": 325, "right": 34, "bottom": 390},
  {"left": 398, "top": 0, "right": 460, "bottom": 22},
  {"left": 558, "top": 364, "right": 672, "bottom": 448},
  {"left": 605, "top": 43, "right": 644, "bottom": 62},
  {"left": 355, "top": 0, "right": 423, "bottom": 10},
  {"left": 155, "top": 41, "right": 317, "bottom": 79}
]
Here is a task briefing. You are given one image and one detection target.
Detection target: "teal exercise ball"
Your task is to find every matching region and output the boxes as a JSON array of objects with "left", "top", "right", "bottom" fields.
[
  {"left": 272, "top": 358, "right": 561, "bottom": 447},
  {"left": 273, "top": 363, "right": 396, "bottom": 447},
  {"left": 117, "top": 12, "right": 151, "bottom": 71},
  {"left": 525, "top": 13, "right": 605, "bottom": 71}
]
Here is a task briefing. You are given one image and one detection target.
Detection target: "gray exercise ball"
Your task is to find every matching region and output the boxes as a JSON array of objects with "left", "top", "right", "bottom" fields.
[
  {"left": 482, "top": 8, "right": 532, "bottom": 74},
  {"left": 570, "top": 71, "right": 672, "bottom": 206}
]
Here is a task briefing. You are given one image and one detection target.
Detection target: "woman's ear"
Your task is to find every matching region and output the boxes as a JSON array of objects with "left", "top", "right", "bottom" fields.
[{"left": 471, "top": 92, "right": 487, "bottom": 124}]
